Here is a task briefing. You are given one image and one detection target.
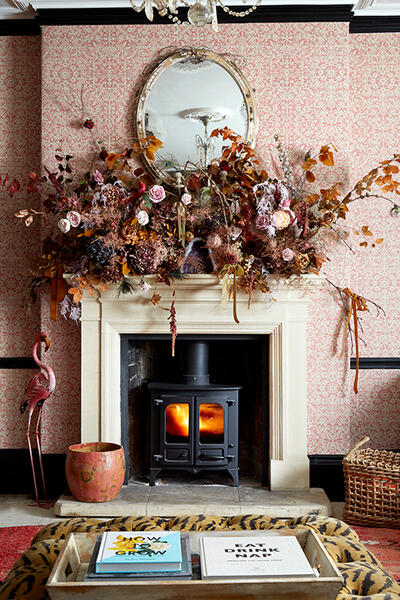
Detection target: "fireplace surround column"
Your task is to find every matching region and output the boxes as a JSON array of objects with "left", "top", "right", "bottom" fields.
[{"left": 78, "top": 274, "right": 322, "bottom": 491}]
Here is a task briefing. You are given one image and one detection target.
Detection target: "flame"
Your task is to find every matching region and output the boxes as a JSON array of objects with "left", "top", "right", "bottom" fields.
[{"left": 166, "top": 403, "right": 224, "bottom": 438}]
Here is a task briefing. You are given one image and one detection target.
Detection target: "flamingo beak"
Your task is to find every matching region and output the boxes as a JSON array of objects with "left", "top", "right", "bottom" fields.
[{"left": 44, "top": 336, "right": 51, "bottom": 351}]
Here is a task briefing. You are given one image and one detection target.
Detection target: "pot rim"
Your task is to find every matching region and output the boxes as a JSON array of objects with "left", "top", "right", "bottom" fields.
[{"left": 67, "top": 442, "right": 123, "bottom": 454}]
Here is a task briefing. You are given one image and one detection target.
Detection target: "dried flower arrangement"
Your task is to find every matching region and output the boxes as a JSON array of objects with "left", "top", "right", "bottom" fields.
[{"left": 4, "top": 126, "right": 399, "bottom": 390}]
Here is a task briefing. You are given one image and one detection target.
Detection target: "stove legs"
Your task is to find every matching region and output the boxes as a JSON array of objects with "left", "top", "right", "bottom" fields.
[
  {"left": 229, "top": 468, "right": 239, "bottom": 487},
  {"left": 149, "top": 468, "right": 161, "bottom": 486}
]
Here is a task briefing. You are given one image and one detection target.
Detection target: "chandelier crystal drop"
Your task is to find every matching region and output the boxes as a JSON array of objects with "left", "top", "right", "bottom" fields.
[{"left": 130, "top": 0, "right": 261, "bottom": 30}]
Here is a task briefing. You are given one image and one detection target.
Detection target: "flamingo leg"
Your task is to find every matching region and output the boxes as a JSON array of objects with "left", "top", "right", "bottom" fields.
[
  {"left": 26, "top": 409, "right": 40, "bottom": 505},
  {"left": 35, "top": 404, "right": 47, "bottom": 502}
]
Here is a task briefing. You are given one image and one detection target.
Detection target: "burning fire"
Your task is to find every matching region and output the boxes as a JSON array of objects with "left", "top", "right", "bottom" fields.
[{"left": 166, "top": 403, "right": 224, "bottom": 438}]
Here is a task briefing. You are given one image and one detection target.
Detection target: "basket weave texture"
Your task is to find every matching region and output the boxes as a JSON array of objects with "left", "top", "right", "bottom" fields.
[{"left": 343, "top": 436, "right": 400, "bottom": 528}]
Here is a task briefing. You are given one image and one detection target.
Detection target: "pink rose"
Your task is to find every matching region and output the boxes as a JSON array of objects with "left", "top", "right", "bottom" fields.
[
  {"left": 181, "top": 193, "right": 192, "bottom": 206},
  {"left": 271, "top": 210, "right": 291, "bottom": 230},
  {"left": 137, "top": 210, "right": 149, "bottom": 226},
  {"left": 93, "top": 170, "right": 104, "bottom": 185},
  {"left": 66, "top": 211, "right": 81, "bottom": 227},
  {"left": 148, "top": 185, "right": 166, "bottom": 203},
  {"left": 207, "top": 233, "right": 222, "bottom": 248},
  {"left": 58, "top": 218, "right": 71, "bottom": 233},
  {"left": 255, "top": 214, "right": 270, "bottom": 230},
  {"left": 282, "top": 248, "right": 295, "bottom": 262}
]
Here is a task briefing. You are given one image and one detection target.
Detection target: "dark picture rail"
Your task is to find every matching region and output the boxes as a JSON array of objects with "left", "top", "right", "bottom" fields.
[{"left": 350, "top": 357, "right": 400, "bottom": 370}]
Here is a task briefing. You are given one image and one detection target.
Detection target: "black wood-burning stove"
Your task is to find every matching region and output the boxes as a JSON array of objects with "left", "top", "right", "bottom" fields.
[{"left": 149, "top": 341, "right": 240, "bottom": 486}]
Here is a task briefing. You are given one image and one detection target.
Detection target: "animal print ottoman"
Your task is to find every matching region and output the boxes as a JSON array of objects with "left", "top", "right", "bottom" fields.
[{"left": 0, "top": 515, "right": 399, "bottom": 600}]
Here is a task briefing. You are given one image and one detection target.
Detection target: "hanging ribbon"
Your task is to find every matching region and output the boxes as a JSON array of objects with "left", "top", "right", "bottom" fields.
[
  {"left": 176, "top": 202, "right": 186, "bottom": 248},
  {"left": 340, "top": 287, "right": 368, "bottom": 394},
  {"left": 50, "top": 267, "right": 66, "bottom": 321},
  {"left": 219, "top": 263, "right": 244, "bottom": 324}
]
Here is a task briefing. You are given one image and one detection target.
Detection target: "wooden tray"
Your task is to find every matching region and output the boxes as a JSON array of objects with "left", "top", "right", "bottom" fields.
[{"left": 46, "top": 529, "right": 343, "bottom": 600}]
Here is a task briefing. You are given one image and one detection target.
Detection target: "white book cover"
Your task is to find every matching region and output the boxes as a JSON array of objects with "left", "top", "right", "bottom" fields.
[{"left": 200, "top": 535, "right": 315, "bottom": 579}]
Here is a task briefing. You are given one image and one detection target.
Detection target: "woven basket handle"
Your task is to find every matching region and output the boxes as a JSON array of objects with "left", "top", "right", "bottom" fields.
[{"left": 346, "top": 436, "right": 370, "bottom": 459}]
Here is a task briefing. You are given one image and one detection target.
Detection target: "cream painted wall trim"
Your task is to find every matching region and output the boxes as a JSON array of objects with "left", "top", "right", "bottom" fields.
[{"left": 78, "top": 274, "right": 323, "bottom": 491}]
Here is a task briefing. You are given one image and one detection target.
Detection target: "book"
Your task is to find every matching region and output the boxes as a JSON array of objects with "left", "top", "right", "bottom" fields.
[
  {"left": 199, "top": 535, "right": 316, "bottom": 579},
  {"left": 95, "top": 530, "right": 182, "bottom": 573},
  {"left": 85, "top": 534, "right": 192, "bottom": 580}
]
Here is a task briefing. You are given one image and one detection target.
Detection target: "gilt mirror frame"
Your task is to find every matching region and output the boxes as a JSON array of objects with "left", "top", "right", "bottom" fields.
[{"left": 135, "top": 48, "right": 258, "bottom": 188}]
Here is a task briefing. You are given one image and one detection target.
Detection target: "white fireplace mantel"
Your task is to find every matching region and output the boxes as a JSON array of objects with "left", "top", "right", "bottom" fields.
[{"left": 79, "top": 274, "right": 322, "bottom": 491}]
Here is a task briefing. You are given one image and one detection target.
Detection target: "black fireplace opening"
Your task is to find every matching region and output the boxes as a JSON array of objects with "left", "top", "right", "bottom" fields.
[{"left": 121, "top": 334, "right": 269, "bottom": 487}]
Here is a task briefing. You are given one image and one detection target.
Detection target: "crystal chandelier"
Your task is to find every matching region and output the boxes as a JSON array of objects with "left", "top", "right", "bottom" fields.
[{"left": 130, "top": 0, "right": 261, "bottom": 31}]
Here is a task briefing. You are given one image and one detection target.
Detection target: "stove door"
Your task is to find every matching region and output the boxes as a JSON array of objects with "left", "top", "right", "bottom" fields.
[
  {"left": 158, "top": 395, "right": 193, "bottom": 466},
  {"left": 195, "top": 397, "right": 229, "bottom": 467}
]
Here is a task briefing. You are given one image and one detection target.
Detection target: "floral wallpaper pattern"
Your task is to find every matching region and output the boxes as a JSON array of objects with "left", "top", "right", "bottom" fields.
[{"left": 0, "top": 24, "right": 399, "bottom": 453}]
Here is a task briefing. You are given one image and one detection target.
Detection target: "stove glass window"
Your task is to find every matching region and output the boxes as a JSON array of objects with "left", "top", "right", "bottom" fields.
[
  {"left": 166, "top": 403, "right": 189, "bottom": 442},
  {"left": 199, "top": 403, "right": 224, "bottom": 444}
]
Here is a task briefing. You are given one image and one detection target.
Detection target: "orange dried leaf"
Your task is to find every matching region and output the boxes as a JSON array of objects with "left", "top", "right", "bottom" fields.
[
  {"left": 105, "top": 153, "right": 121, "bottom": 170},
  {"left": 302, "top": 158, "right": 317, "bottom": 170},
  {"left": 122, "top": 262, "right": 130, "bottom": 276},
  {"left": 151, "top": 292, "right": 161, "bottom": 306},
  {"left": 319, "top": 146, "right": 335, "bottom": 166},
  {"left": 305, "top": 170, "right": 316, "bottom": 183},
  {"left": 305, "top": 194, "right": 320, "bottom": 205},
  {"left": 68, "top": 287, "right": 83, "bottom": 303},
  {"left": 359, "top": 241, "right": 368, "bottom": 247},
  {"left": 361, "top": 225, "right": 373, "bottom": 236},
  {"left": 375, "top": 238, "right": 384, "bottom": 244}
]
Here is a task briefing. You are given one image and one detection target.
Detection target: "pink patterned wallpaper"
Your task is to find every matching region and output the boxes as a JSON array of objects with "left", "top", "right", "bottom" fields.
[
  {"left": 0, "top": 36, "right": 41, "bottom": 449},
  {"left": 1, "top": 24, "right": 399, "bottom": 454}
]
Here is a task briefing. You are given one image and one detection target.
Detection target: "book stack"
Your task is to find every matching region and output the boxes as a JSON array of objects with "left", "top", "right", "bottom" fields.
[
  {"left": 85, "top": 530, "right": 192, "bottom": 581},
  {"left": 199, "top": 535, "right": 317, "bottom": 579}
]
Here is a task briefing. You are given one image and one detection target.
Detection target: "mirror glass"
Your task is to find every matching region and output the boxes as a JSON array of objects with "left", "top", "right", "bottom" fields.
[{"left": 136, "top": 49, "right": 257, "bottom": 186}]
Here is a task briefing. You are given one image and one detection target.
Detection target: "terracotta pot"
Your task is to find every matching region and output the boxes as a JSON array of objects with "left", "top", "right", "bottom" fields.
[{"left": 65, "top": 442, "right": 126, "bottom": 503}]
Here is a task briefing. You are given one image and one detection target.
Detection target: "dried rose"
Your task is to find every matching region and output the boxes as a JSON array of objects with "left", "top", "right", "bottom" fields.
[
  {"left": 66, "top": 211, "right": 81, "bottom": 227},
  {"left": 83, "top": 119, "right": 94, "bottom": 130},
  {"left": 58, "top": 218, "right": 71, "bottom": 233},
  {"left": 282, "top": 248, "right": 295, "bottom": 262},
  {"left": 137, "top": 210, "right": 149, "bottom": 226},
  {"left": 93, "top": 170, "right": 104, "bottom": 185},
  {"left": 271, "top": 210, "right": 291, "bottom": 230},
  {"left": 148, "top": 184, "right": 166, "bottom": 203},
  {"left": 255, "top": 215, "right": 270, "bottom": 230},
  {"left": 181, "top": 193, "right": 192, "bottom": 206},
  {"left": 225, "top": 252, "right": 238, "bottom": 265},
  {"left": 207, "top": 233, "right": 222, "bottom": 248},
  {"left": 295, "top": 253, "right": 311, "bottom": 271}
]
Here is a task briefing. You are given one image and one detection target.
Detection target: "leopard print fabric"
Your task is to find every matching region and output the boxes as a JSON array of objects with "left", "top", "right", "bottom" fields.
[{"left": 0, "top": 514, "right": 399, "bottom": 600}]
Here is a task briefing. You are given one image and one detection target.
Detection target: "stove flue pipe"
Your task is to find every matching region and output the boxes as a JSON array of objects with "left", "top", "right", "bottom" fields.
[{"left": 182, "top": 341, "right": 210, "bottom": 386}]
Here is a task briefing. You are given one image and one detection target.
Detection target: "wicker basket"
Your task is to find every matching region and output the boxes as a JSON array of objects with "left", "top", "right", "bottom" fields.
[{"left": 343, "top": 436, "right": 400, "bottom": 528}]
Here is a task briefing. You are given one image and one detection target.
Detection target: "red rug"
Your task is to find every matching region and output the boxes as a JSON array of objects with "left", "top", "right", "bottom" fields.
[
  {"left": 354, "top": 526, "right": 400, "bottom": 582},
  {"left": 0, "top": 526, "right": 42, "bottom": 581}
]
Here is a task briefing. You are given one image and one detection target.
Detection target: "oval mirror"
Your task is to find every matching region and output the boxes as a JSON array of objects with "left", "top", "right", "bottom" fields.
[{"left": 136, "top": 48, "right": 258, "bottom": 187}]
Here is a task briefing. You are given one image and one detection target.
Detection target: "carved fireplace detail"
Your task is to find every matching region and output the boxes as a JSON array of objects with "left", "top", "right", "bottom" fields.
[{"left": 78, "top": 274, "right": 321, "bottom": 491}]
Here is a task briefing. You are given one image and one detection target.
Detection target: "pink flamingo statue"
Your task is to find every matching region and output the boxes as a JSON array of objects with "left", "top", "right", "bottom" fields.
[{"left": 20, "top": 333, "right": 56, "bottom": 505}]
